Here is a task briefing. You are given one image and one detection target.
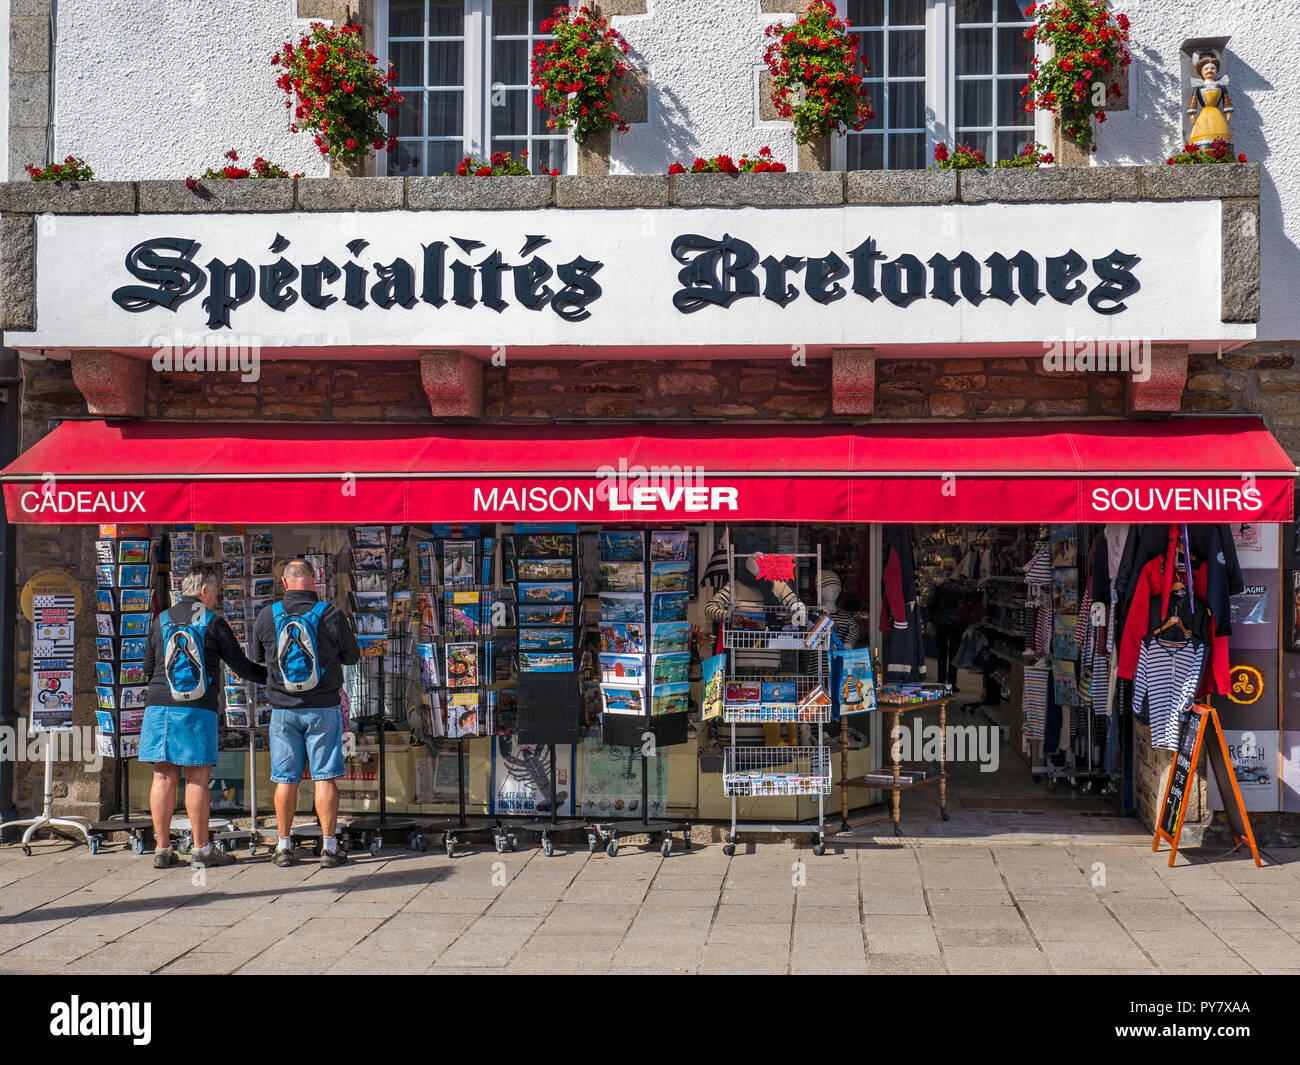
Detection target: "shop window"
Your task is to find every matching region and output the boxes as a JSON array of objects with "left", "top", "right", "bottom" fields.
[
  {"left": 378, "top": 0, "right": 572, "bottom": 176},
  {"left": 836, "top": 0, "right": 1039, "bottom": 170}
]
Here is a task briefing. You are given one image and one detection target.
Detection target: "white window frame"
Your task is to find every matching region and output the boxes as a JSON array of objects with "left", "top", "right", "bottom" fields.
[
  {"left": 832, "top": 0, "right": 1054, "bottom": 171},
  {"left": 375, "top": 0, "right": 576, "bottom": 177}
]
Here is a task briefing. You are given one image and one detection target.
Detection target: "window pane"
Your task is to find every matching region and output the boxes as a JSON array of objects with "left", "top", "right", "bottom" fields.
[
  {"left": 396, "top": 91, "right": 425, "bottom": 137},
  {"left": 999, "top": 25, "right": 1033, "bottom": 74},
  {"left": 858, "top": 31, "right": 883, "bottom": 76},
  {"left": 533, "top": 0, "right": 556, "bottom": 33},
  {"left": 428, "top": 141, "right": 464, "bottom": 176},
  {"left": 862, "top": 92, "right": 884, "bottom": 129},
  {"left": 494, "top": 0, "right": 529, "bottom": 35},
  {"left": 491, "top": 88, "right": 529, "bottom": 136},
  {"left": 889, "top": 132, "right": 925, "bottom": 168},
  {"left": 892, "top": 0, "right": 924, "bottom": 25},
  {"left": 957, "top": 28, "right": 991, "bottom": 75},
  {"left": 847, "top": 0, "right": 884, "bottom": 25},
  {"left": 888, "top": 81, "right": 924, "bottom": 129},
  {"left": 490, "top": 137, "right": 526, "bottom": 161},
  {"left": 429, "top": 40, "right": 463, "bottom": 85},
  {"left": 428, "top": 90, "right": 464, "bottom": 136},
  {"left": 428, "top": 0, "right": 463, "bottom": 36},
  {"left": 997, "top": 78, "right": 1030, "bottom": 125},
  {"left": 998, "top": 129, "right": 1034, "bottom": 160},
  {"left": 532, "top": 138, "right": 567, "bottom": 174},
  {"left": 1002, "top": 0, "right": 1035, "bottom": 20},
  {"left": 889, "top": 30, "right": 924, "bottom": 76},
  {"left": 956, "top": 130, "right": 991, "bottom": 158},
  {"left": 492, "top": 38, "right": 528, "bottom": 84},
  {"left": 389, "top": 0, "right": 424, "bottom": 38},
  {"left": 957, "top": 0, "right": 994, "bottom": 21},
  {"left": 392, "top": 140, "right": 424, "bottom": 175},
  {"left": 845, "top": 133, "right": 884, "bottom": 170},
  {"left": 391, "top": 41, "right": 423, "bottom": 85},
  {"left": 957, "top": 79, "right": 991, "bottom": 126}
]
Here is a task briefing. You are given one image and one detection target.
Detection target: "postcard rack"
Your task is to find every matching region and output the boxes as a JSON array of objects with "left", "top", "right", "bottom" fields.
[
  {"left": 721, "top": 544, "right": 830, "bottom": 856},
  {"left": 590, "top": 527, "right": 693, "bottom": 858}
]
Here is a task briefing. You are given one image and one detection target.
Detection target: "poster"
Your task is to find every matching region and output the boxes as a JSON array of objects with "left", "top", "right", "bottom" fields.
[
  {"left": 831, "top": 647, "right": 877, "bottom": 716},
  {"left": 1208, "top": 729, "right": 1279, "bottom": 812},
  {"left": 490, "top": 738, "right": 576, "bottom": 816},
  {"left": 1227, "top": 569, "right": 1278, "bottom": 650},
  {"left": 29, "top": 591, "right": 76, "bottom": 732},
  {"left": 581, "top": 740, "right": 668, "bottom": 820},
  {"left": 701, "top": 653, "right": 725, "bottom": 722}
]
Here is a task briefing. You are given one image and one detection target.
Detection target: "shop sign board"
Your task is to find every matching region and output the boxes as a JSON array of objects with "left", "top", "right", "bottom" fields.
[
  {"left": 13, "top": 203, "right": 1250, "bottom": 352},
  {"left": 26, "top": 574, "right": 78, "bottom": 732}
]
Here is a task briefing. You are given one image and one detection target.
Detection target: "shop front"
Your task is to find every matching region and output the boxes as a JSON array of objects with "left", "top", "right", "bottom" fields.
[{"left": 1, "top": 167, "right": 1292, "bottom": 845}]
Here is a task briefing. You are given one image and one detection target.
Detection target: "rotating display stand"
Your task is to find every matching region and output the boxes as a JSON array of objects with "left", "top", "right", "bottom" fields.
[{"left": 721, "top": 545, "right": 831, "bottom": 856}]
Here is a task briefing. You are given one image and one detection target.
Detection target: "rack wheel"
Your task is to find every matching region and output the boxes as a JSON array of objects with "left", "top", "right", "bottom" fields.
[
  {"left": 370, "top": 835, "right": 382, "bottom": 857},
  {"left": 660, "top": 837, "right": 672, "bottom": 858},
  {"left": 21, "top": 844, "right": 31, "bottom": 856},
  {"left": 410, "top": 834, "right": 427, "bottom": 852},
  {"left": 606, "top": 838, "right": 619, "bottom": 858},
  {"left": 586, "top": 831, "right": 600, "bottom": 853},
  {"left": 87, "top": 836, "right": 100, "bottom": 855},
  {"left": 683, "top": 829, "right": 692, "bottom": 852},
  {"left": 542, "top": 837, "right": 554, "bottom": 857},
  {"left": 130, "top": 836, "right": 145, "bottom": 856},
  {"left": 722, "top": 843, "right": 735, "bottom": 857},
  {"left": 493, "top": 834, "right": 506, "bottom": 854},
  {"left": 179, "top": 833, "right": 193, "bottom": 855},
  {"left": 507, "top": 833, "right": 518, "bottom": 852},
  {"left": 812, "top": 842, "right": 826, "bottom": 856},
  {"left": 214, "top": 839, "right": 227, "bottom": 854},
  {"left": 444, "top": 833, "right": 455, "bottom": 859}
]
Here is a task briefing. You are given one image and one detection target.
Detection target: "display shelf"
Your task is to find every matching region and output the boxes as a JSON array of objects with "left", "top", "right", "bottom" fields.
[
  {"left": 723, "top": 627, "right": 829, "bottom": 651},
  {"left": 722, "top": 703, "right": 833, "bottom": 724},
  {"left": 722, "top": 745, "right": 831, "bottom": 797}
]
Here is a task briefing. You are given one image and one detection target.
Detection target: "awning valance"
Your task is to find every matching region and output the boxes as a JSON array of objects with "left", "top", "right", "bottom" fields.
[{"left": 3, "top": 418, "right": 1294, "bottom": 525}]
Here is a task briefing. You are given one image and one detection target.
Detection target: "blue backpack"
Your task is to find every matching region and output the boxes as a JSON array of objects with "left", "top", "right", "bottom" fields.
[
  {"left": 160, "top": 607, "right": 214, "bottom": 703},
  {"left": 271, "top": 601, "right": 328, "bottom": 693}
]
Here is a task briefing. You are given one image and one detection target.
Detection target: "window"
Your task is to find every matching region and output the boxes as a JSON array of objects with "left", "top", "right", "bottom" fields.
[
  {"left": 836, "top": 0, "right": 1040, "bottom": 170},
  {"left": 379, "top": 0, "right": 570, "bottom": 176},
  {"left": 953, "top": 0, "right": 1035, "bottom": 163},
  {"left": 843, "top": 0, "right": 928, "bottom": 171}
]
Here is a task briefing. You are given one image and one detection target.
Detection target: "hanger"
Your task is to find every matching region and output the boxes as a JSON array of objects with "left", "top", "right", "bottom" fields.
[{"left": 1154, "top": 612, "right": 1188, "bottom": 640}]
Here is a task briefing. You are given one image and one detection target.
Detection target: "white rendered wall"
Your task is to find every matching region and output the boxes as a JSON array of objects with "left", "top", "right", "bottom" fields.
[
  {"left": 52, "top": 0, "right": 328, "bottom": 181},
  {"left": 1095, "top": 0, "right": 1300, "bottom": 340}
]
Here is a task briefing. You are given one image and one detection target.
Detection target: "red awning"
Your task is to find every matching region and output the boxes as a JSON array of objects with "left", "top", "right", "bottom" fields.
[{"left": 3, "top": 418, "right": 1294, "bottom": 525}]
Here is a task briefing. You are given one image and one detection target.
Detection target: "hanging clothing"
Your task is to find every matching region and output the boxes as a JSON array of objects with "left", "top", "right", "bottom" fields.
[
  {"left": 1023, "top": 542, "right": 1052, "bottom": 592},
  {"left": 1115, "top": 553, "right": 1229, "bottom": 695},
  {"left": 884, "top": 600, "right": 926, "bottom": 681},
  {"left": 879, "top": 526, "right": 917, "bottom": 632},
  {"left": 1114, "top": 524, "right": 1243, "bottom": 639},
  {"left": 1132, "top": 635, "right": 1207, "bottom": 750}
]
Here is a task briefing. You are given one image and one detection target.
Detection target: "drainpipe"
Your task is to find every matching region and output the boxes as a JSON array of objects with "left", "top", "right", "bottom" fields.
[{"left": 0, "top": 350, "right": 21, "bottom": 824}]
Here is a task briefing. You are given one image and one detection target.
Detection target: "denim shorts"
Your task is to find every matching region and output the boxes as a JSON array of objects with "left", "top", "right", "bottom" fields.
[
  {"left": 138, "top": 705, "right": 218, "bottom": 768},
  {"left": 270, "top": 705, "right": 346, "bottom": 784}
]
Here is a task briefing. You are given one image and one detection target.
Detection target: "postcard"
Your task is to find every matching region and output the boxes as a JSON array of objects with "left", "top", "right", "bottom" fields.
[
  {"left": 600, "top": 531, "right": 643, "bottom": 562},
  {"left": 599, "top": 622, "right": 646, "bottom": 654},
  {"left": 651, "top": 682, "right": 690, "bottom": 716},
  {"left": 96, "top": 565, "right": 115, "bottom": 588},
  {"left": 95, "top": 590, "right": 114, "bottom": 612},
  {"left": 354, "top": 612, "right": 387, "bottom": 636},
  {"left": 518, "top": 581, "right": 574, "bottom": 604},
  {"left": 416, "top": 592, "right": 439, "bottom": 636},
  {"left": 120, "top": 662, "right": 147, "bottom": 685},
  {"left": 649, "top": 530, "right": 689, "bottom": 562},
  {"left": 95, "top": 638, "right": 114, "bottom": 661},
  {"left": 601, "top": 684, "right": 645, "bottom": 716},
  {"left": 248, "top": 597, "right": 271, "bottom": 620},
  {"left": 761, "top": 680, "right": 797, "bottom": 704},
  {"left": 652, "top": 652, "right": 690, "bottom": 686},
  {"left": 518, "top": 558, "right": 574, "bottom": 581},
  {"left": 446, "top": 692, "right": 481, "bottom": 738},
  {"left": 726, "top": 681, "right": 762, "bottom": 705},
  {"left": 517, "top": 603, "right": 575, "bottom": 627},
  {"left": 119, "top": 588, "right": 150, "bottom": 612},
  {"left": 250, "top": 533, "right": 274, "bottom": 556},
  {"left": 95, "top": 662, "right": 114, "bottom": 686},
  {"left": 95, "top": 541, "right": 115, "bottom": 565},
  {"left": 600, "top": 654, "right": 647, "bottom": 683},
  {"left": 250, "top": 555, "right": 274, "bottom": 576},
  {"left": 651, "top": 592, "right": 689, "bottom": 623},
  {"left": 514, "top": 532, "right": 574, "bottom": 559},
  {"left": 222, "top": 556, "right": 246, "bottom": 579},
  {"left": 251, "top": 577, "right": 274, "bottom": 598},
  {"left": 391, "top": 591, "right": 412, "bottom": 627},
  {"left": 353, "top": 591, "right": 389, "bottom": 614},
  {"left": 650, "top": 561, "right": 690, "bottom": 594},
  {"left": 118, "top": 564, "right": 150, "bottom": 588},
  {"left": 118, "top": 540, "right": 150, "bottom": 565},
  {"left": 416, "top": 541, "right": 436, "bottom": 586},
  {"left": 353, "top": 526, "right": 388, "bottom": 549},
  {"left": 599, "top": 561, "right": 644, "bottom": 592},
  {"left": 96, "top": 613, "right": 114, "bottom": 636},
  {"left": 519, "top": 628, "right": 574, "bottom": 650},
  {"left": 219, "top": 535, "right": 245, "bottom": 559},
  {"left": 96, "top": 686, "right": 116, "bottom": 710},
  {"left": 353, "top": 546, "right": 387, "bottom": 573},
  {"left": 650, "top": 621, "right": 691, "bottom": 653},
  {"left": 518, "top": 652, "right": 575, "bottom": 672},
  {"left": 442, "top": 540, "right": 476, "bottom": 586},
  {"left": 120, "top": 636, "right": 147, "bottom": 660},
  {"left": 600, "top": 592, "right": 645, "bottom": 624},
  {"left": 701, "top": 653, "right": 726, "bottom": 721}
]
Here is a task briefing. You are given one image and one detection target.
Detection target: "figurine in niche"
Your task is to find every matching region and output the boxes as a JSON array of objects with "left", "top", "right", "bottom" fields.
[{"left": 1187, "top": 51, "right": 1233, "bottom": 150}]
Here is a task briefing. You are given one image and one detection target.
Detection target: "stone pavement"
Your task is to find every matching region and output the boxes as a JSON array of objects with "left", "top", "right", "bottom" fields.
[{"left": 1, "top": 833, "right": 1298, "bottom": 975}]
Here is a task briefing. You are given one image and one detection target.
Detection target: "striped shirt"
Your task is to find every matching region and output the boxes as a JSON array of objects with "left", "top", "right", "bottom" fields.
[{"left": 1133, "top": 636, "right": 1206, "bottom": 751}]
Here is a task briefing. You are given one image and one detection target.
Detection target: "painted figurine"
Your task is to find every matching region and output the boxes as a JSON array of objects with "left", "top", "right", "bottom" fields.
[{"left": 1188, "top": 51, "right": 1233, "bottom": 150}]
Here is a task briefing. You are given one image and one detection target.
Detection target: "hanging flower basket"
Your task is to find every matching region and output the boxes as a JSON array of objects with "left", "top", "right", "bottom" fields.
[
  {"left": 1022, "top": 0, "right": 1130, "bottom": 153},
  {"left": 762, "top": 0, "right": 873, "bottom": 145},
  {"left": 531, "top": 5, "right": 633, "bottom": 145},
  {"left": 273, "top": 21, "right": 403, "bottom": 165}
]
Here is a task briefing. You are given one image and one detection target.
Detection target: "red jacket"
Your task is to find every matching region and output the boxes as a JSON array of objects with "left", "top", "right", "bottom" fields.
[{"left": 1116, "top": 553, "right": 1228, "bottom": 695}]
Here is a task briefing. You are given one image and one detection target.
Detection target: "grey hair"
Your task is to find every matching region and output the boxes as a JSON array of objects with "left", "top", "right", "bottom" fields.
[
  {"left": 283, "top": 559, "right": 315, "bottom": 582},
  {"left": 181, "top": 563, "right": 219, "bottom": 598}
]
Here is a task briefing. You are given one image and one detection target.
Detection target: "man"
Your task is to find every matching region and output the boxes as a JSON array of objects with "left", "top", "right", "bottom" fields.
[
  {"left": 140, "top": 563, "right": 267, "bottom": 869},
  {"left": 252, "top": 559, "right": 360, "bottom": 868},
  {"left": 926, "top": 558, "right": 967, "bottom": 692}
]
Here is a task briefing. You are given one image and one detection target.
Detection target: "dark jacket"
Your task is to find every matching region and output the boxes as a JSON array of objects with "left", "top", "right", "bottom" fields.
[
  {"left": 141, "top": 597, "right": 267, "bottom": 712},
  {"left": 926, "top": 579, "right": 966, "bottom": 628},
  {"left": 1114, "top": 525, "right": 1242, "bottom": 638},
  {"left": 251, "top": 589, "right": 360, "bottom": 709}
]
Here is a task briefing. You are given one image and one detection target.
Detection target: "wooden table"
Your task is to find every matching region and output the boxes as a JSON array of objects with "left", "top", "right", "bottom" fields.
[{"left": 840, "top": 696, "right": 952, "bottom": 837}]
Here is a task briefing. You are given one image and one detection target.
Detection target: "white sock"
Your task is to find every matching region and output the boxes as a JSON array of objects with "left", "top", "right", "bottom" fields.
[
  {"left": 197, "top": 843, "right": 212, "bottom": 855},
  {"left": 156, "top": 844, "right": 173, "bottom": 854},
  {"left": 277, "top": 836, "right": 292, "bottom": 852},
  {"left": 322, "top": 836, "right": 338, "bottom": 854}
]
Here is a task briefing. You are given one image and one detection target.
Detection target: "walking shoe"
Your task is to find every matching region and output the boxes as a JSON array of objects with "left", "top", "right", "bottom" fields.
[
  {"left": 190, "top": 844, "right": 237, "bottom": 868},
  {"left": 320, "top": 847, "right": 348, "bottom": 868},
  {"left": 153, "top": 848, "right": 180, "bottom": 869},
  {"left": 274, "top": 847, "right": 296, "bottom": 867}
]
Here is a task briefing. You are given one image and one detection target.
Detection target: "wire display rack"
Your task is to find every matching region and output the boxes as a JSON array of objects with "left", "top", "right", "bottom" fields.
[{"left": 721, "top": 545, "right": 831, "bottom": 856}]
